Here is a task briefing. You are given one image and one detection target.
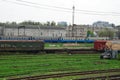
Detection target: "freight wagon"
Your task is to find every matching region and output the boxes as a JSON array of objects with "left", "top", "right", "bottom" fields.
[
  {"left": 0, "top": 40, "right": 44, "bottom": 52},
  {"left": 94, "top": 40, "right": 107, "bottom": 51},
  {"left": 44, "top": 39, "right": 95, "bottom": 43}
]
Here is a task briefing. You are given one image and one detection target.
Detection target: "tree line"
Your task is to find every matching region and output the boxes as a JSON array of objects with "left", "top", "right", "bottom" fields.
[
  {"left": 86, "top": 28, "right": 117, "bottom": 40},
  {"left": 0, "top": 21, "right": 67, "bottom": 27}
]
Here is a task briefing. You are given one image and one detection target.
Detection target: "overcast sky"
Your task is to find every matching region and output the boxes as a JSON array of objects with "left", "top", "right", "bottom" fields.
[{"left": 0, "top": 0, "right": 120, "bottom": 25}]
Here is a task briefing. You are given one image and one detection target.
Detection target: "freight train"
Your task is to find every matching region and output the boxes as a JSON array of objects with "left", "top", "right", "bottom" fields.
[
  {"left": 0, "top": 36, "right": 95, "bottom": 52},
  {"left": 0, "top": 39, "right": 103, "bottom": 53},
  {"left": 0, "top": 36, "right": 114, "bottom": 53}
]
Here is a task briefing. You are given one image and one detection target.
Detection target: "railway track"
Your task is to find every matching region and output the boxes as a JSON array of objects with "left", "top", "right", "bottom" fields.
[
  {"left": 74, "top": 74, "right": 120, "bottom": 80},
  {"left": 0, "top": 48, "right": 99, "bottom": 54},
  {"left": 8, "top": 69, "right": 120, "bottom": 80},
  {"left": 44, "top": 48, "right": 99, "bottom": 54}
]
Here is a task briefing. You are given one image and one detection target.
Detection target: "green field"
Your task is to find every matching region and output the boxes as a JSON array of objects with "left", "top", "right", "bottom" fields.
[{"left": 0, "top": 53, "right": 120, "bottom": 79}]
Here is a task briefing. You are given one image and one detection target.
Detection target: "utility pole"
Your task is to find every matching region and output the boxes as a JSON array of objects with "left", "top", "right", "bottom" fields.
[
  {"left": 72, "top": 5, "right": 75, "bottom": 38},
  {"left": 72, "top": 5, "right": 75, "bottom": 26}
]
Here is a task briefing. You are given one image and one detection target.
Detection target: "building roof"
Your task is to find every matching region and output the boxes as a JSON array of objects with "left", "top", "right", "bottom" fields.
[{"left": 0, "top": 25, "right": 66, "bottom": 30}]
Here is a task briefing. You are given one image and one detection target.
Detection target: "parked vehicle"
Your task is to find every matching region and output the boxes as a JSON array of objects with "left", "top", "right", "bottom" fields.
[
  {"left": 101, "top": 41, "right": 120, "bottom": 59},
  {"left": 94, "top": 40, "right": 120, "bottom": 59}
]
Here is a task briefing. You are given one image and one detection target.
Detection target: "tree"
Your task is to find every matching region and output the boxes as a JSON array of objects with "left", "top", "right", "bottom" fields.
[
  {"left": 118, "top": 31, "right": 120, "bottom": 39},
  {"left": 0, "top": 22, "right": 5, "bottom": 26},
  {"left": 50, "top": 21, "right": 56, "bottom": 26},
  {"left": 98, "top": 31, "right": 105, "bottom": 37},
  {"left": 19, "top": 20, "right": 42, "bottom": 26},
  {"left": 87, "top": 30, "right": 94, "bottom": 37},
  {"left": 11, "top": 22, "right": 17, "bottom": 25},
  {"left": 116, "top": 26, "right": 120, "bottom": 39},
  {"left": 98, "top": 28, "right": 114, "bottom": 39},
  {"left": 46, "top": 21, "right": 50, "bottom": 26}
]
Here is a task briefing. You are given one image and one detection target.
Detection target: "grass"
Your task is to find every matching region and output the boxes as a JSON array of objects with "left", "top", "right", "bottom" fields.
[
  {"left": 0, "top": 53, "right": 120, "bottom": 79},
  {"left": 45, "top": 43, "right": 94, "bottom": 49}
]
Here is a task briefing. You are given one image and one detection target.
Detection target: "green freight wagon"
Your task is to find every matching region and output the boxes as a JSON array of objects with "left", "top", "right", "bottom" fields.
[{"left": 0, "top": 40, "right": 44, "bottom": 52}]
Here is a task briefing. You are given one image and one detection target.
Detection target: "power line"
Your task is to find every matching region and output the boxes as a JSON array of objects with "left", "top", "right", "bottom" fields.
[
  {"left": 15, "top": 0, "right": 120, "bottom": 15},
  {"left": 2, "top": 0, "right": 72, "bottom": 13},
  {"left": 16, "top": 0, "right": 72, "bottom": 10},
  {"left": 2, "top": 0, "right": 120, "bottom": 16},
  {"left": 76, "top": 9, "right": 120, "bottom": 15}
]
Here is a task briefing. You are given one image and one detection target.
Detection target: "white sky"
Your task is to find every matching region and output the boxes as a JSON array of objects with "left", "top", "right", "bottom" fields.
[{"left": 0, "top": 0, "right": 120, "bottom": 25}]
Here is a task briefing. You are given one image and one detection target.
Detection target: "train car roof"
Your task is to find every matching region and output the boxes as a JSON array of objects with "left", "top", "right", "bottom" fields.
[
  {"left": 0, "top": 40, "right": 44, "bottom": 42},
  {"left": 94, "top": 40, "right": 107, "bottom": 42}
]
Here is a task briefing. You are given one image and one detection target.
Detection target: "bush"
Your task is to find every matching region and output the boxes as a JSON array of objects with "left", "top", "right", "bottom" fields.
[{"left": 118, "top": 53, "right": 120, "bottom": 60}]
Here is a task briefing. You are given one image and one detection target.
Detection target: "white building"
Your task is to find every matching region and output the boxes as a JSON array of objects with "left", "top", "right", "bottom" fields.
[
  {"left": 0, "top": 24, "right": 118, "bottom": 40},
  {"left": 0, "top": 25, "right": 66, "bottom": 39}
]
